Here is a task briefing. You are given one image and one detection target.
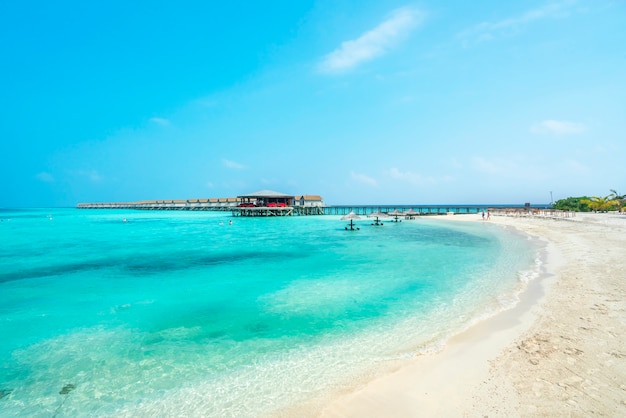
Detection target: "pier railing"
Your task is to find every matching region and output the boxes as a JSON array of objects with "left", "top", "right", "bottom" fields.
[{"left": 323, "top": 205, "right": 487, "bottom": 216}]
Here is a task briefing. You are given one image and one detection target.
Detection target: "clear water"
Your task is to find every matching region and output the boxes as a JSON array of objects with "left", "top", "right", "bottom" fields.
[{"left": 0, "top": 208, "right": 540, "bottom": 417}]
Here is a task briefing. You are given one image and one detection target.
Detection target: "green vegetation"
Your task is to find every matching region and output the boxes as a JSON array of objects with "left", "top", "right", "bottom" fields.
[
  {"left": 553, "top": 196, "right": 592, "bottom": 212},
  {"left": 553, "top": 190, "right": 624, "bottom": 212}
]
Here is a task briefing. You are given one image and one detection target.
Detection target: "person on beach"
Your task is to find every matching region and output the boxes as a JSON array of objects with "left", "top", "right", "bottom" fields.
[
  {"left": 482, "top": 211, "right": 485, "bottom": 220},
  {"left": 487, "top": 211, "right": 491, "bottom": 220}
]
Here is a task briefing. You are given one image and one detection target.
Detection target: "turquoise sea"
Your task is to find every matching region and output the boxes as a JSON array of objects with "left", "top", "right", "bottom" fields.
[{"left": 0, "top": 208, "right": 540, "bottom": 417}]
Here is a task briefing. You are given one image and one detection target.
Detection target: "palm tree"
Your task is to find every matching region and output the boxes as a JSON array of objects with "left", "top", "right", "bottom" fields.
[
  {"left": 581, "top": 194, "right": 620, "bottom": 212},
  {"left": 609, "top": 189, "right": 625, "bottom": 212}
]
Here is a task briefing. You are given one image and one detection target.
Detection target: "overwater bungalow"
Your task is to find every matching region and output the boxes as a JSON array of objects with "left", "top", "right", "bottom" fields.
[
  {"left": 238, "top": 190, "right": 294, "bottom": 207},
  {"left": 234, "top": 190, "right": 295, "bottom": 216},
  {"left": 294, "top": 195, "right": 325, "bottom": 207}
]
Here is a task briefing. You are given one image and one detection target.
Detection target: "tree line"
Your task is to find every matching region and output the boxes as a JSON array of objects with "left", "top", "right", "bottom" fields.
[{"left": 553, "top": 190, "right": 625, "bottom": 212}]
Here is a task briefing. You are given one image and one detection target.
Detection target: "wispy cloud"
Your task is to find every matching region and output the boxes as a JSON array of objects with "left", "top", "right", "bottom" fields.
[
  {"left": 530, "top": 119, "right": 585, "bottom": 136},
  {"left": 459, "top": 0, "right": 576, "bottom": 45},
  {"left": 470, "top": 156, "right": 546, "bottom": 180},
  {"left": 350, "top": 171, "right": 378, "bottom": 186},
  {"left": 149, "top": 117, "right": 170, "bottom": 126},
  {"left": 220, "top": 180, "right": 247, "bottom": 189},
  {"left": 222, "top": 158, "right": 247, "bottom": 169},
  {"left": 75, "top": 169, "right": 103, "bottom": 182},
  {"left": 387, "top": 167, "right": 437, "bottom": 185},
  {"left": 318, "top": 7, "right": 424, "bottom": 74},
  {"left": 562, "top": 158, "right": 589, "bottom": 172},
  {"left": 36, "top": 172, "right": 55, "bottom": 183},
  {"left": 470, "top": 156, "right": 534, "bottom": 176},
  {"left": 260, "top": 178, "right": 277, "bottom": 185},
  {"left": 471, "top": 157, "right": 503, "bottom": 174}
]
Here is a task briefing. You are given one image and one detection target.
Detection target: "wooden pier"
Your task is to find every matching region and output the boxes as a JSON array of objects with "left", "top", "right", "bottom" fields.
[
  {"left": 232, "top": 206, "right": 293, "bottom": 217},
  {"left": 77, "top": 201, "right": 324, "bottom": 216},
  {"left": 77, "top": 201, "right": 551, "bottom": 216},
  {"left": 77, "top": 189, "right": 550, "bottom": 217}
]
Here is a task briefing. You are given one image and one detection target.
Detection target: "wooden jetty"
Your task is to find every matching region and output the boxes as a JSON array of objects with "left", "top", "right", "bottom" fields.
[
  {"left": 77, "top": 191, "right": 550, "bottom": 217},
  {"left": 77, "top": 190, "right": 327, "bottom": 217},
  {"left": 77, "top": 201, "right": 551, "bottom": 217}
]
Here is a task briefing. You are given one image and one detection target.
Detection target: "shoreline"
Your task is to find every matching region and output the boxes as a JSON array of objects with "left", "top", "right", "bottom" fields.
[{"left": 312, "top": 212, "right": 626, "bottom": 417}]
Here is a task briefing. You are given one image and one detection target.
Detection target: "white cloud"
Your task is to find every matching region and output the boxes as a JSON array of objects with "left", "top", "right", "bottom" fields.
[
  {"left": 222, "top": 159, "right": 247, "bottom": 169},
  {"left": 471, "top": 156, "right": 514, "bottom": 174},
  {"left": 447, "top": 157, "right": 463, "bottom": 169},
  {"left": 75, "top": 169, "right": 103, "bottom": 182},
  {"left": 36, "top": 172, "right": 55, "bottom": 183},
  {"left": 562, "top": 158, "right": 589, "bottom": 172},
  {"left": 350, "top": 171, "right": 378, "bottom": 186},
  {"left": 318, "top": 7, "right": 423, "bottom": 74},
  {"left": 459, "top": 0, "right": 576, "bottom": 45},
  {"left": 221, "top": 180, "right": 247, "bottom": 189},
  {"left": 472, "top": 157, "right": 503, "bottom": 174},
  {"left": 469, "top": 156, "right": 547, "bottom": 181},
  {"left": 530, "top": 119, "right": 586, "bottom": 136},
  {"left": 149, "top": 117, "right": 170, "bottom": 126},
  {"left": 387, "top": 167, "right": 436, "bottom": 185}
]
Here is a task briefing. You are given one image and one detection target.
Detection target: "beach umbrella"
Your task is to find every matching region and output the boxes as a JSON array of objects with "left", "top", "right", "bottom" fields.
[
  {"left": 367, "top": 210, "right": 387, "bottom": 225},
  {"left": 341, "top": 211, "right": 361, "bottom": 230},
  {"left": 387, "top": 209, "right": 404, "bottom": 222},
  {"left": 404, "top": 209, "right": 419, "bottom": 219},
  {"left": 341, "top": 211, "right": 361, "bottom": 220}
]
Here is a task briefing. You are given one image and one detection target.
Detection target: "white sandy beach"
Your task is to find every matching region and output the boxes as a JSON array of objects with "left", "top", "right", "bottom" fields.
[{"left": 311, "top": 212, "right": 626, "bottom": 417}]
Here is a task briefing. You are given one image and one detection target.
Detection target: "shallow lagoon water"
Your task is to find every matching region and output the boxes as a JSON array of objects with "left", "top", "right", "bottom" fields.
[{"left": 0, "top": 208, "right": 539, "bottom": 417}]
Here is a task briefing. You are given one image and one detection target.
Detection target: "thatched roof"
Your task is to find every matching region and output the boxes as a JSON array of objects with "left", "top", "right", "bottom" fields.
[
  {"left": 341, "top": 211, "right": 361, "bottom": 220},
  {"left": 237, "top": 190, "right": 294, "bottom": 199}
]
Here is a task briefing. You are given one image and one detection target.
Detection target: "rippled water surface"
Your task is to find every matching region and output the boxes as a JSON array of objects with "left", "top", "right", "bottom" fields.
[{"left": 0, "top": 208, "right": 538, "bottom": 417}]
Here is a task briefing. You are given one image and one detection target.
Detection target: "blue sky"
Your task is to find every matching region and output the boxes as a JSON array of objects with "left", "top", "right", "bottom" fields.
[{"left": 2, "top": 0, "right": 624, "bottom": 207}]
